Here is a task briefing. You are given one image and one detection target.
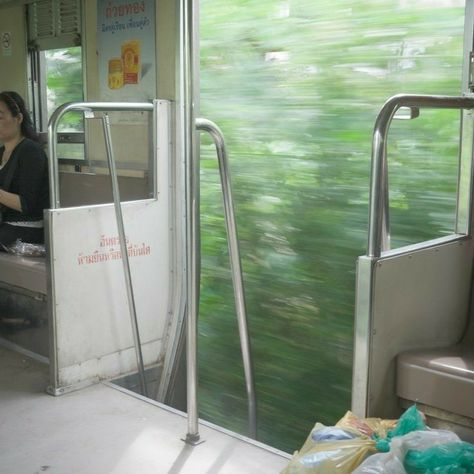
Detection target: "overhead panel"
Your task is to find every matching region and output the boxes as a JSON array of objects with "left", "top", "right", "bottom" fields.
[{"left": 28, "top": 0, "right": 81, "bottom": 50}]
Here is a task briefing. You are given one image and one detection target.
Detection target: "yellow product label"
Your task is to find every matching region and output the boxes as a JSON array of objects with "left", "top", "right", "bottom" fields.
[
  {"left": 121, "top": 40, "right": 141, "bottom": 84},
  {"left": 108, "top": 58, "right": 123, "bottom": 89}
]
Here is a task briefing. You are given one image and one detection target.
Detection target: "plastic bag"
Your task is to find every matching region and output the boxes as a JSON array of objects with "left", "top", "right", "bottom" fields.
[
  {"left": 311, "top": 426, "right": 356, "bottom": 443},
  {"left": 281, "top": 411, "right": 397, "bottom": 474},
  {"left": 336, "top": 411, "right": 397, "bottom": 439},
  {"left": 390, "top": 405, "right": 427, "bottom": 437},
  {"left": 353, "top": 429, "right": 461, "bottom": 474},
  {"left": 404, "top": 441, "right": 474, "bottom": 474},
  {"left": 6, "top": 239, "right": 46, "bottom": 257},
  {"left": 374, "top": 405, "right": 427, "bottom": 452},
  {"left": 351, "top": 451, "right": 406, "bottom": 474},
  {"left": 281, "top": 437, "right": 376, "bottom": 474}
]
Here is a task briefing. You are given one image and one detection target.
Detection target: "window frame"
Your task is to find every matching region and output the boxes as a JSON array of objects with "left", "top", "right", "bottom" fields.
[{"left": 27, "top": 0, "right": 87, "bottom": 165}]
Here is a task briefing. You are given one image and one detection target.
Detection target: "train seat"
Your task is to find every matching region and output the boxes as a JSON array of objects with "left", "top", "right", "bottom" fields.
[
  {"left": 396, "top": 343, "right": 474, "bottom": 418},
  {"left": 0, "top": 252, "right": 47, "bottom": 296},
  {"left": 396, "top": 323, "right": 474, "bottom": 441}
]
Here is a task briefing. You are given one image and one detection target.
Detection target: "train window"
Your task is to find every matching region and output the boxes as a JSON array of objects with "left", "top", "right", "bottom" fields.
[
  {"left": 27, "top": 0, "right": 84, "bottom": 161},
  {"left": 198, "top": 0, "right": 465, "bottom": 452},
  {"left": 43, "top": 47, "right": 84, "bottom": 160}
]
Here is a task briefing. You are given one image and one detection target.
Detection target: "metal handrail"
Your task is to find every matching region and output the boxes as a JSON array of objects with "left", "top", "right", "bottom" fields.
[
  {"left": 196, "top": 118, "right": 258, "bottom": 439},
  {"left": 47, "top": 101, "right": 155, "bottom": 396},
  {"left": 368, "top": 94, "right": 474, "bottom": 258},
  {"left": 102, "top": 113, "right": 147, "bottom": 397},
  {"left": 47, "top": 101, "right": 154, "bottom": 209}
]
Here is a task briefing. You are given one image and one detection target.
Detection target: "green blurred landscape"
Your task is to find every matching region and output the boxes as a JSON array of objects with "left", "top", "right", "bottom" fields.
[{"left": 197, "top": 0, "right": 464, "bottom": 453}]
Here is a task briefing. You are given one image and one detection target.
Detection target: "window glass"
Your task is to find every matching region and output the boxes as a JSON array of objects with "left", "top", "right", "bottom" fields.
[
  {"left": 198, "top": 0, "right": 464, "bottom": 452},
  {"left": 44, "top": 46, "right": 84, "bottom": 160},
  {"left": 388, "top": 108, "right": 460, "bottom": 248}
]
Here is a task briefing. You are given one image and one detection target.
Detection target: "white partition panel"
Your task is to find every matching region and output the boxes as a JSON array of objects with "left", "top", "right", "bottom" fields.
[
  {"left": 46, "top": 100, "right": 173, "bottom": 394},
  {"left": 352, "top": 237, "right": 473, "bottom": 418}
]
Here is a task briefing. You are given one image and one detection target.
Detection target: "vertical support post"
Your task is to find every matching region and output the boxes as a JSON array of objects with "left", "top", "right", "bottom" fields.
[
  {"left": 182, "top": 0, "right": 202, "bottom": 445},
  {"left": 102, "top": 113, "right": 148, "bottom": 398},
  {"left": 47, "top": 113, "right": 60, "bottom": 209}
]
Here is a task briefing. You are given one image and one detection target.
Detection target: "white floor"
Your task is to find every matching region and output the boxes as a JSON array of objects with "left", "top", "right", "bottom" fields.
[{"left": 0, "top": 346, "right": 291, "bottom": 474}]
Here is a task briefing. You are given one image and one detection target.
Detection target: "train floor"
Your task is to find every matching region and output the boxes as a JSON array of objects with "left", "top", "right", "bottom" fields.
[{"left": 0, "top": 342, "right": 290, "bottom": 474}]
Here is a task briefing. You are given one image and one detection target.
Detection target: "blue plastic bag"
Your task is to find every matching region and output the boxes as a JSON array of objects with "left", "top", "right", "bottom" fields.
[{"left": 311, "top": 427, "right": 356, "bottom": 443}]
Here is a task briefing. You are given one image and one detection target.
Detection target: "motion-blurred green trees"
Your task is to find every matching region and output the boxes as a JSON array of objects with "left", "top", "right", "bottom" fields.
[
  {"left": 198, "top": 1, "right": 464, "bottom": 452},
  {"left": 45, "top": 47, "right": 83, "bottom": 131}
]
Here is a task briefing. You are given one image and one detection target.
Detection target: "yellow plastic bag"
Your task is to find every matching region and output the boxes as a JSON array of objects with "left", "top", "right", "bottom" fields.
[
  {"left": 281, "top": 411, "right": 397, "bottom": 474},
  {"left": 281, "top": 438, "right": 376, "bottom": 474},
  {"left": 336, "top": 411, "right": 397, "bottom": 440}
]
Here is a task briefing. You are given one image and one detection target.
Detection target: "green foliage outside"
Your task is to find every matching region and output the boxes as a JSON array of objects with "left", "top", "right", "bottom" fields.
[
  {"left": 198, "top": 0, "right": 464, "bottom": 452},
  {"left": 45, "top": 47, "right": 84, "bottom": 159},
  {"left": 45, "top": 47, "right": 83, "bottom": 131}
]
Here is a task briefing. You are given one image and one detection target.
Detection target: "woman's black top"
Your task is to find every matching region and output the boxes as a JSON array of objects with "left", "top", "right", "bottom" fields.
[{"left": 0, "top": 138, "right": 49, "bottom": 223}]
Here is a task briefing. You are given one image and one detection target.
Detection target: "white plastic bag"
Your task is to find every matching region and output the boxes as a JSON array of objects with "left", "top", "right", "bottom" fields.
[{"left": 6, "top": 239, "right": 46, "bottom": 257}]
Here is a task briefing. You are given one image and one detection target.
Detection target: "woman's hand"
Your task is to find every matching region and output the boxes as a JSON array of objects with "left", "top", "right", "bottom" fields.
[{"left": 0, "top": 188, "right": 22, "bottom": 212}]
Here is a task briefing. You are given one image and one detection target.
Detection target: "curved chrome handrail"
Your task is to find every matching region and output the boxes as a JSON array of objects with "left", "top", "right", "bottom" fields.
[
  {"left": 368, "top": 94, "right": 474, "bottom": 258},
  {"left": 196, "top": 118, "right": 258, "bottom": 440},
  {"left": 47, "top": 101, "right": 154, "bottom": 209}
]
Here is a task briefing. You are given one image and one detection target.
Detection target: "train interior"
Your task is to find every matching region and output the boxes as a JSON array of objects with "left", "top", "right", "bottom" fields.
[{"left": 0, "top": 0, "right": 473, "bottom": 472}]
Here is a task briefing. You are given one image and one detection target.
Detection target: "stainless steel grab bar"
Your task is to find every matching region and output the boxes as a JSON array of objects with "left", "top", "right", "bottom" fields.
[
  {"left": 196, "top": 118, "right": 258, "bottom": 440},
  {"left": 368, "top": 94, "right": 474, "bottom": 258},
  {"left": 47, "top": 101, "right": 154, "bottom": 209}
]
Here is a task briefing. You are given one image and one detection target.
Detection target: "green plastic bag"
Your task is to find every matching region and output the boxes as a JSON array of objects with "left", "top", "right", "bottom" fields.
[
  {"left": 375, "top": 405, "right": 426, "bottom": 452},
  {"left": 404, "top": 441, "right": 474, "bottom": 474}
]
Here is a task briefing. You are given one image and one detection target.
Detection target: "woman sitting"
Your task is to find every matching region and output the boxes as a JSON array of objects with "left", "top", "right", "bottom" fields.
[{"left": 0, "top": 91, "right": 49, "bottom": 250}]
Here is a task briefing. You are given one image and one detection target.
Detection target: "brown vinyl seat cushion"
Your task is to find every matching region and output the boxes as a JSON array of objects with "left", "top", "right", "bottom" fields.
[
  {"left": 0, "top": 252, "right": 46, "bottom": 295},
  {"left": 396, "top": 344, "right": 474, "bottom": 419}
]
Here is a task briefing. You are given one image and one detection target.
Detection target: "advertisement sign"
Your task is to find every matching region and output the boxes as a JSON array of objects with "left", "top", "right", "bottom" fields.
[{"left": 97, "top": 0, "right": 156, "bottom": 101}]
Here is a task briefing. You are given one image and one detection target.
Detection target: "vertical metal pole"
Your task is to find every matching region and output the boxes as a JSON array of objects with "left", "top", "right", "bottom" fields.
[
  {"left": 102, "top": 114, "right": 148, "bottom": 398},
  {"left": 47, "top": 116, "right": 60, "bottom": 209},
  {"left": 182, "top": 0, "right": 201, "bottom": 444},
  {"left": 196, "top": 118, "right": 257, "bottom": 439},
  {"left": 368, "top": 102, "right": 398, "bottom": 258},
  {"left": 381, "top": 142, "right": 391, "bottom": 251}
]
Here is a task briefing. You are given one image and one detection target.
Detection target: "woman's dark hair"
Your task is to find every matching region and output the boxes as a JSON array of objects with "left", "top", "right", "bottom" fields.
[{"left": 0, "top": 91, "right": 39, "bottom": 142}]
